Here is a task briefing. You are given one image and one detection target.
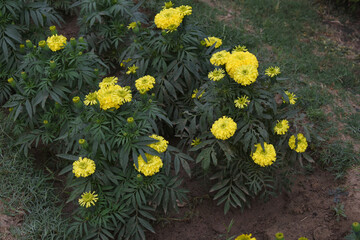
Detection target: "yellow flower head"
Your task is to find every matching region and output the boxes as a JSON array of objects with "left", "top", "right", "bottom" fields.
[
  {"left": 126, "top": 64, "right": 139, "bottom": 74},
  {"left": 148, "top": 134, "right": 169, "bottom": 153},
  {"left": 210, "top": 50, "right": 231, "bottom": 66},
  {"left": 43, "top": 120, "right": 49, "bottom": 124},
  {"left": 154, "top": 8, "right": 184, "bottom": 32},
  {"left": 72, "top": 96, "right": 80, "bottom": 103},
  {"left": 211, "top": 116, "right": 237, "bottom": 140},
  {"left": 99, "top": 76, "right": 118, "bottom": 89},
  {"left": 283, "top": 91, "right": 297, "bottom": 105},
  {"left": 135, "top": 75, "right": 156, "bottom": 94},
  {"left": 274, "top": 120, "right": 289, "bottom": 135},
  {"left": 232, "top": 45, "right": 248, "bottom": 53},
  {"left": 49, "top": 25, "right": 56, "bottom": 32},
  {"left": 134, "top": 153, "right": 163, "bottom": 176},
  {"left": 38, "top": 40, "right": 46, "bottom": 48},
  {"left": 251, "top": 142, "right": 277, "bottom": 167},
  {"left": 232, "top": 65, "right": 258, "bottom": 86},
  {"left": 191, "top": 137, "right": 201, "bottom": 146},
  {"left": 288, "top": 133, "right": 308, "bottom": 153},
  {"left": 176, "top": 5, "right": 192, "bottom": 16},
  {"left": 72, "top": 157, "right": 96, "bottom": 178},
  {"left": 78, "top": 191, "right": 98, "bottom": 208},
  {"left": 203, "top": 37, "right": 222, "bottom": 48},
  {"left": 78, "top": 139, "right": 86, "bottom": 145},
  {"left": 96, "top": 85, "right": 132, "bottom": 110},
  {"left": 225, "top": 51, "right": 258, "bottom": 79},
  {"left": 235, "top": 234, "right": 256, "bottom": 240},
  {"left": 208, "top": 69, "right": 225, "bottom": 81},
  {"left": 265, "top": 66, "right": 281, "bottom": 77},
  {"left": 127, "top": 22, "right": 137, "bottom": 29},
  {"left": 234, "top": 95, "right": 250, "bottom": 109},
  {"left": 84, "top": 92, "right": 98, "bottom": 106},
  {"left": 46, "top": 34, "right": 67, "bottom": 52},
  {"left": 192, "top": 89, "right": 204, "bottom": 99},
  {"left": 7, "top": 78, "right": 14, "bottom": 83}
]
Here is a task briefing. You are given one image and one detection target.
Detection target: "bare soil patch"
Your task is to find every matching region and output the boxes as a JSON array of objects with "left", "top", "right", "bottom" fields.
[{"left": 0, "top": 202, "right": 23, "bottom": 240}]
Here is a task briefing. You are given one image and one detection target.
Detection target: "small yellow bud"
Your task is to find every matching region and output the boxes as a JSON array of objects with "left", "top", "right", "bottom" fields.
[
  {"left": 78, "top": 139, "right": 86, "bottom": 145},
  {"left": 7, "top": 78, "right": 14, "bottom": 83},
  {"left": 72, "top": 96, "right": 80, "bottom": 103},
  {"left": 127, "top": 117, "right": 134, "bottom": 123},
  {"left": 43, "top": 120, "right": 49, "bottom": 124}
]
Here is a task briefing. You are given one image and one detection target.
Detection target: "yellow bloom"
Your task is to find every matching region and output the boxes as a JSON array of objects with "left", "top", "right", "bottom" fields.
[
  {"left": 126, "top": 64, "right": 139, "bottom": 74},
  {"left": 78, "top": 191, "right": 98, "bottom": 208},
  {"left": 154, "top": 8, "right": 184, "bottom": 32},
  {"left": 49, "top": 25, "right": 56, "bottom": 32},
  {"left": 235, "top": 234, "right": 256, "bottom": 240},
  {"left": 84, "top": 92, "right": 98, "bottom": 105},
  {"left": 251, "top": 143, "right": 276, "bottom": 167},
  {"left": 163, "top": 1, "right": 174, "bottom": 9},
  {"left": 288, "top": 133, "right": 308, "bottom": 153},
  {"left": 46, "top": 34, "right": 67, "bottom": 52},
  {"left": 148, "top": 134, "right": 169, "bottom": 153},
  {"left": 211, "top": 116, "right": 237, "bottom": 140},
  {"left": 176, "top": 5, "right": 192, "bottom": 16},
  {"left": 78, "top": 139, "right": 86, "bottom": 145},
  {"left": 265, "top": 66, "right": 281, "bottom": 77},
  {"left": 127, "top": 22, "right": 137, "bottom": 29},
  {"left": 210, "top": 50, "right": 231, "bottom": 66},
  {"left": 283, "top": 91, "right": 297, "bottom": 105},
  {"left": 274, "top": 120, "right": 289, "bottom": 135},
  {"left": 191, "top": 137, "right": 201, "bottom": 146},
  {"left": 7, "top": 78, "right": 14, "bottom": 83},
  {"left": 38, "top": 40, "right": 46, "bottom": 48},
  {"left": 135, "top": 75, "right": 156, "bottom": 94},
  {"left": 234, "top": 95, "right": 250, "bottom": 109},
  {"left": 232, "top": 65, "right": 258, "bottom": 86},
  {"left": 72, "top": 96, "right": 80, "bottom": 103},
  {"left": 203, "top": 37, "right": 222, "bottom": 48},
  {"left": 208, "top": 69, "right": 225, "bottom": 81},
  {"left": 43, "top": 120, "right": 49, "bottom": 124},
  {"left": 127, "top": 117, "right": 134, "bottom": 123},
  {"left": 134, "top": 153, "right": 163, "bottom": 176},
  {"left": 99, "top": 76, "right": 118, "bottom": 89},
  {"left": 192, "top": 89, "right": 204, "bottom": 99},
  {"left": 97, "top": 85, "right": 132, "bottom": 110},
  {"left": 232, "top": 45, "right": 248, "bottom": 53},
  {"left": 72, "top": 157, "right": 96, "bottom": 178},
  {"left": 225, "top": 51, "right": 258, "bottom": 79}
]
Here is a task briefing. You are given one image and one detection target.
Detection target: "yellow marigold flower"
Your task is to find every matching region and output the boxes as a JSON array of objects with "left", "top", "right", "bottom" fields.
[
  {"left": 126, "top": 64, "right": 138, "bottom": 74},
  {"left": 232, "top": 65, "right": 258, "bottom": 86},
  {"left": 7, "top": 78, "right": 14, "bottom": 83},
  {"left": 97, "top": 85, "right": 132, "bottom": 110},
  {"left": 176, "top": 5, "right": 192, "bottom": 16},
  {"left": 283, "top": 91, "right": 297, "bottom": 105},
  {"left": 46, "top": 34, "right": 67, "bottom": 52},
  {"left": 99, "top": 76, "right": 118, "bottom": 89},
  {"left": 72, "top": 96, "right": 80, "bottom": 103},
  {"left": 251, "top": 142, "right": 277, "bottom": 167},
  {"left": 234, "top": 95, "right": 250, "bottom": 109},
  {"left": 148, "top": 134, "right": 169, "bottom": 153},
  {"left": 211, "top": 116, "right": 237, "bottom": 140},
  {"left": 288, "top": 133, "right": 308, "bottom": 153},
  {"left": 84, "top": 92, "right": 98, "bottom": 105},
  {"left": 134, "top": 153, "right": 163, "bottom": 176},
  {"left": 274, "top": 120, "right": 289, "bottom": 135},
  {"left": 78, "top": 139, "right": 86, "bottom": 145},
  {"left": 72, "top": 157, "right": 96, "bottom": 178},
  {"left": 163, "top": 1, "right": 174, "bottom": 9},
  {"left": 265, "top": 66, "right": 281, "bottom": 77},
  {"left": 43, "top": 120, "right": 49, "bottom": 124},
  {"left": 298, "top": 238, "right": 308, "bottom": 240},
  {"left": 127, "top": 22, "right": 137, "bottom": 29},
  {"left": 235, "top": 234, "right": 256, "bottom": 240},
  {"left": 78, "top": 191, "right": 98, "bottom": 208},
  {"left": 49, "top": 25, "right": 56, "bottom": 32},
  {"left": 225, "top": 51, "right": 258, "bottom": 78},
  {"left": 203, "top": 36, "right": 222, "bottom": 48},
  {"left": 154, "top": 8, "right": 183, "bottom": 32},
  {"left": 38, "top": 40, "right": 46, "bottom": 48},
  {"left": 232, "top": 45, "right": 248, "bottom": 53},
  {"left": 192, "top": 89, "right": 204, "bottom": 99},
  {"left": 191, "top": 137, "right": 201, "bottom": 146},
  {"left": 208, "top": 69, "right": 225, "bottom": 81},
  {"left": 210, "top": 50, "right": 231, "bottom": 66},
  {"left": 135, "top": 75, "right": 156, "bottom": 94},
  {"left": 19, "top": 44, "right": 25, "bottom": 49}
]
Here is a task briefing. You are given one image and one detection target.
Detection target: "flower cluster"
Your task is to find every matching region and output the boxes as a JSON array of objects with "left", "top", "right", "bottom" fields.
[
  {"left": 148, "top": 134, "right": 169, "bottom": 153},
  {"left": 211, "top": 116, "right": 237, "bottom": 140},
  {"left": 73, "top": 157, "right": 96, "bottom": 178},
  {"left": 134, "top": 153, "right": 163, "bottom": 176},
  {"left": 288, "top": 133, "right": 308, "bottom": 153},
  {"left": 46, "top": 34, "right": 67, "bottom": 52},
  {"left": 274, "top": 120, "right": 289, "bottom": 135},
  {"left": 135, "top": 75, "right": 156, "bottom": 94},
  {"left": 251, "top": 143, "right": 277, "bottom": 167},
  {"left": 154, "top": 5, "right": 192, "bottom": 32},
  {"left": 78, "top": 191, "right": 98, "bottom": 208}
]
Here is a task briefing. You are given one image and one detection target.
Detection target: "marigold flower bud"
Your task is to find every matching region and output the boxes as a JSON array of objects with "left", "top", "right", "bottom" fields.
[
  {"left": 49, "top": 25, "right": 57, "bottom": 34},
  {"left": 20, "top": 44, "right": 25, "bottom": 49},
  {"left": 78, "top": 139, "right": 86, "bottom": 145},
  {"left": 136, "top": 174, "right": 143, "bottom": 181},
  {"left": 26, "top": 40, "right": 33, "bottom": 48},
  {"left": 127, "top": 117, "right": 134, "bottom": 123},
  {"left": 353, "top": 222, "right": 360, "bottom": 232},
  {"left": 50, "top": 60, "right": 56, "bottom": 69},
  {"left": 275, "top": 232, "right": 284, "bottom": 240},
  {"left": 94, "top": 68, "right": 99, "bottom": 75},
  {"left": 43, "top": 120, "right": 49, "bottom": 124},
  {"left": 78, "top": 37, "right": 85, "bottom": 43},
  {"left": 7, "top": 78, "right": 14, "bottom": 84},
  {"left": 38, "top": 40, "right": 46, "bottom": 48},
  {"left": 78, "top": 51, "right": 83, "bottom": 56},
  {"left": 70, "top": 37, "right": 77, "bottom": 47},
  {"left": 9, "top": 108, "right": 13, "bottom": 112},
  {"left": 72, "top": 96, "right": 80, "bottom": 103},
  {"left": 21, "top": 72, "right": 27, "bottom": 80}
]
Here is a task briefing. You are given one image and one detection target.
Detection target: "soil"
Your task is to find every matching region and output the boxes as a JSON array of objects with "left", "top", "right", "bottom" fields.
[{"left": 0, "top": 202, "right": 23, "bottom": 240}]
